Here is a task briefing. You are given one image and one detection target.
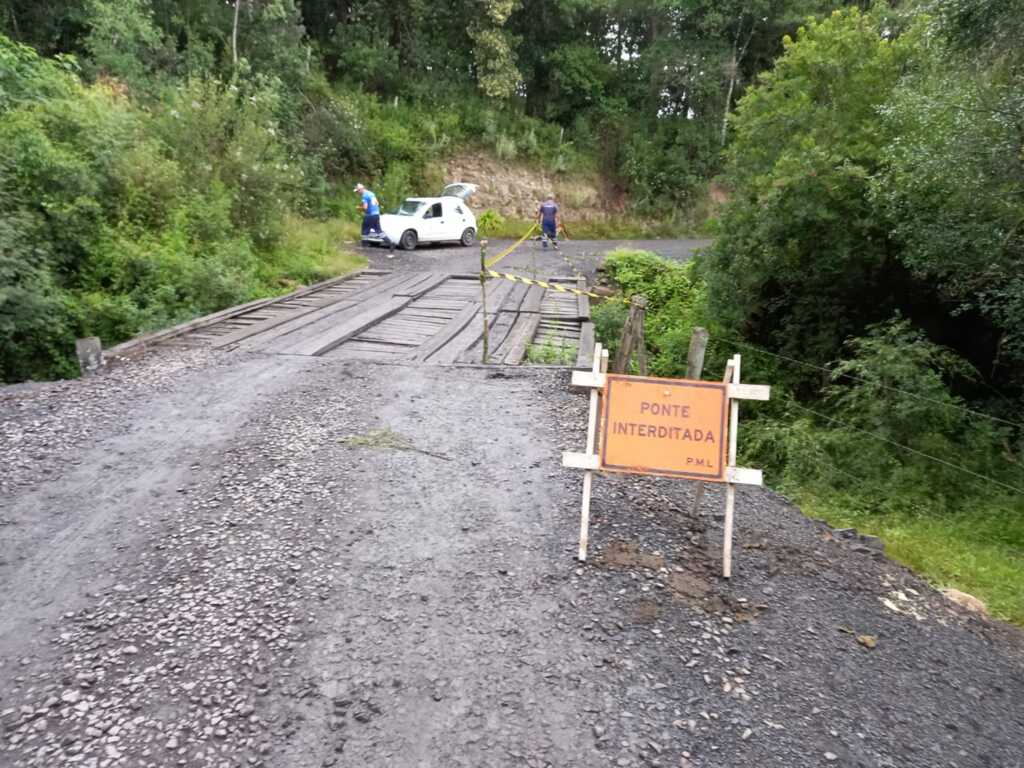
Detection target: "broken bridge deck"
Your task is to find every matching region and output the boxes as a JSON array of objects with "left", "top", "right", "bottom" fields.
[{"left": 151, "top": 270, "right": 594, "bottom": 367}]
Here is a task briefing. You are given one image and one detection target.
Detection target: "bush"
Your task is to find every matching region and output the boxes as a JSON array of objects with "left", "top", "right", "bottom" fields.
[
  {"left": 0, "top": 35, "right": 364, "bottom": 381},
  {"left": 601, "top": 249, "right": 709, "bottom": 377}
]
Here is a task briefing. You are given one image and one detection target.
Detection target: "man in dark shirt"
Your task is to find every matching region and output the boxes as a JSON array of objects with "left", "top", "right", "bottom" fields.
[{"left": 538, "top": 195, "right": 559, "bottom": 250}]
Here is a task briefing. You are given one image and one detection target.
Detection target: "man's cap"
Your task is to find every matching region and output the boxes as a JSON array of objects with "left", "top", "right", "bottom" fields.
[{"left": 353, "top": 183, "right": 365, "bottom": 192}]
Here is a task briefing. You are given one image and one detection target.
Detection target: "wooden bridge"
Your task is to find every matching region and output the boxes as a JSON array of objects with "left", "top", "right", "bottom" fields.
[{"left": 111, "top": 271, "right": 595, "bottom": 368}]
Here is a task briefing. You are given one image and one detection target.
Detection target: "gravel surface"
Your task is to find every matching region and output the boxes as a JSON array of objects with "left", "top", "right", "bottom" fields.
[
  {"left": 2, "top": 347, "right": 1023, "bottom": 768},
  {"left": 360, "top": 238, "right": 711, "bottom": 282}
]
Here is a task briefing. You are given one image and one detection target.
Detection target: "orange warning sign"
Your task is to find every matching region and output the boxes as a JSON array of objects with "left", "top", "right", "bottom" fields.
[{"left": 599, "top": 374, "right": 728, "bottom": 481}]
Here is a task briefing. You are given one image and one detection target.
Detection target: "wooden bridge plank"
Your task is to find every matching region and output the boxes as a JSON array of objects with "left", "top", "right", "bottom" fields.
[
  {"left": 494, "top": 312, "right": 541, "bottom": 365},
  {"left": 280, "top": 295, "right": 414, "bottom": 356},
  {"left": 407, "top": 303, "right": 481, "bottom": 363},
  {"left": 247, "top": 272, "right": 426, "bottom": 352}
]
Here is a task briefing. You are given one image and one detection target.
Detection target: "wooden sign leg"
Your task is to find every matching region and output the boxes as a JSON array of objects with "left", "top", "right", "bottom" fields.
[
  {"left": 578, "top": 471, "right": 593, "bottom": 562},
  {"left": 723, "top": 483, "right": 736, "bottom": 578},
  {"left": 723, "top": 354, "right": 741, "bottom": 578},
  {"left": 577, "top": 343, "right": 604, "bottom": 562}
]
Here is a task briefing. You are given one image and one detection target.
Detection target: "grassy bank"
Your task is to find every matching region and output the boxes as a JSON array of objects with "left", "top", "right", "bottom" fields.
[
  {"left": 477, "top": 213, "right": 709, "bottom": 241},
  {"left": 261, "top": 215, "right": 366, "bottom": 293},
  {"left": 793, "top": 495, "right": 1024, "bottom": 624}
]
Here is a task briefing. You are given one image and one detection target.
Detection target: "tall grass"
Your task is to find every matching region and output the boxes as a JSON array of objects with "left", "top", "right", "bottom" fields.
[{"left": 260, "top": 214, "right": 365, "bottom": 292}]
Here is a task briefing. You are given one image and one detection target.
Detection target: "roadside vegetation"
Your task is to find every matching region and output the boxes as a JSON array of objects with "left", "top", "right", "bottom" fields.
[
  {"left": 2, "top": 0, "right": 859, "bottom": 382},
  {"left": 476, "top": 214, "right": 706, "bottom": 241},
  {"left": 594, "top": 3, "right": 1024, "bottom": 620}
]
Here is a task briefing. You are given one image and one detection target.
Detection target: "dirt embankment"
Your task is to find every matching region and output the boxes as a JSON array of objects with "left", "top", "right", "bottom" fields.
[{"left": 443, "top": 152, "right": 625, "bottom": 221}]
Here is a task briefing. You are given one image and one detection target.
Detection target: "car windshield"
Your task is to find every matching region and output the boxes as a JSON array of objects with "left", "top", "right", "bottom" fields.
[{"left": 397, "top": 200, "right": 424, "bottom": 216}]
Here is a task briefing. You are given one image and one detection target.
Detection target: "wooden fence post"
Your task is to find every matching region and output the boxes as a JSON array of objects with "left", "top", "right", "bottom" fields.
[
  {"left": 613, "top": 295, "right": 647, "bottom": 374},
  {"left": 75, "top": 337, "right": 104, "bottom": 375},
  {"left": 686, "top": 327, "right": 709, "bottom": 379},
  {"left": 479, "top": 240, "right": 490, "bottom": 363}
]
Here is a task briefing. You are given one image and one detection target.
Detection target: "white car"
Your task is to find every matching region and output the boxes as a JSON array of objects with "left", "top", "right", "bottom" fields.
[{"left": 364, "top": 183, "right": 478, "bottom": 250}]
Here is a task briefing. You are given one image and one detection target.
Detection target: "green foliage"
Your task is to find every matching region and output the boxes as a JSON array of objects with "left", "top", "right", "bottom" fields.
[
  {"left": 0, "top": 33, "right": 361, "bottom": 381},
  {"left": 476, "top": 209, "right": 505, "bottom": 236},
  {"left": 870, "top": 22, "right": 1024, "bottom": 376},
  {"left": 83, "top": 0, "right": 165, "bottom": 87},
  {"left": 525, "top": 334, "right": 575, "bottom": 365},
  {"left": 261, "top": 214, "right": 365, "bottom": 289},
  {"left": 0, "top": 34, "right": 76, "bottom": 110},
  {"left": 706, "top": 8, "right": 916, "bottom": 374},
  {"left": 601, "top": 249, "right": 708, "bottom": 377},
  {"left": 590, "top": 300, "right": 628, "bottom": 363}
]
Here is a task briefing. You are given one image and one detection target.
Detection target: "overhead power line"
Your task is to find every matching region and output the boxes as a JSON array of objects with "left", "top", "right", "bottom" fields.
[
  {"left": 708, "top": 335, "right": 1024, "bottom": 432},
  {"left": 786, "top": 400, "right": 1024, "bottom": 497}
]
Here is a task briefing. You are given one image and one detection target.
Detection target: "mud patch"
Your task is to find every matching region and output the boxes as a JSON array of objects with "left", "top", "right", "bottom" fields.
[
  {"left": 634, "top": 600, "right": 662, "bottom": 624},
  {"left": 667, "top": 571, "right": 712, "bottom": 601},
  {"left": 597, "top": 539, "right": 665, "bottom": 570}
]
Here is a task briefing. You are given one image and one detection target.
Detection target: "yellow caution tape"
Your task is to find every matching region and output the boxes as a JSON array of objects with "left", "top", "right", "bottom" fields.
[
  {"left": 484, "top": 224, "right": 538, "bottom": 268},
  {"left": 483, "top": 270, "right": 633, "bottom": 304}
]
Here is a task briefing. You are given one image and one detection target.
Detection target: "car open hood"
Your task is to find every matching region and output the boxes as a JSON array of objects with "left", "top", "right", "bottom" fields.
[{"left": 441, "top": 183, "right": 477, "bottom": 201}]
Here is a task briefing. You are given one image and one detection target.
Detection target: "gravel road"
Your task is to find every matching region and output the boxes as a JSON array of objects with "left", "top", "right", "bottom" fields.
[
  {"left": 2, "top": 317, "right": 1023, "bottom": 767},
  {"left": 359, "top": 238, "right": 711, "bottom": 282}
]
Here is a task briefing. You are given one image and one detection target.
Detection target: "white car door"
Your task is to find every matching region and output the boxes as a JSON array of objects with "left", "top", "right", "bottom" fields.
[
  {"left": 438, "top": 200, "right": 465, "bottom": 241},
  {"left": 418, "top": 201, "right": 445, "bottom": 243}
]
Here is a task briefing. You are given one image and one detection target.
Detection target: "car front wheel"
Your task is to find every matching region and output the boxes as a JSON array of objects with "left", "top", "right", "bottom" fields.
[
  {"left": 460, "top": 227, "right": 477, "bottom": 247},
  {"left": 400, "top": 230, "right": 418, "bottom": 250}
]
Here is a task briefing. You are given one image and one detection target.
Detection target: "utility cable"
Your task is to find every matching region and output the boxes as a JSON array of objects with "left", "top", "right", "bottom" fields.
[
  {"left": 785, "top": 399, "right": 1024, "bottom": 497},
  {"left": 706, "top": 335, "right": 1024, "bottom": 432}
]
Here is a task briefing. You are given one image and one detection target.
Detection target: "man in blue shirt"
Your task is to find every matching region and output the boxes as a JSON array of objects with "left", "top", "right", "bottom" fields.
[
  {"left": 354, "top": 183, "right": 382, "bottom": 239},
  {"left": 538, "top": 195, "right": 559, "bottom": 250}
]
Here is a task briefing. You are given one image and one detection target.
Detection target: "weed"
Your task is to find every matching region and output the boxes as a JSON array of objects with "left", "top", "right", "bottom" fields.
[
  {"left": 526, "top": 335, "right": 576, "bottom": 365},
  {"left": 260, "top": 214, "right": 366, "bottom": 291},
  {"left": 338, "top": 428, "right": 451, "bottom": 460}
]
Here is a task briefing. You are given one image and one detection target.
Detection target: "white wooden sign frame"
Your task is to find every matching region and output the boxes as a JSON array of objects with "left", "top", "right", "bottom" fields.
[{"left": 563, "top": 344, "right": 769, "bottom": 577}]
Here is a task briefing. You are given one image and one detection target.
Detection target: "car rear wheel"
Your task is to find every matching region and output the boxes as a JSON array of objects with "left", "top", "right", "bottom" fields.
[
  {"left": 460, "top": 227, "right": 477, "bottom": 247},
  {"left": 400, "top": 230, "right": 418, "bottom": 250}
]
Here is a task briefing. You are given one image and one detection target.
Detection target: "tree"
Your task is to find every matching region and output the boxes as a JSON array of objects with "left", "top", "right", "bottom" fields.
[
  {"left": 470, "top": 0, "right": 521, "bottom": 99},
  {"left": 871, "top": 1, "right": 1024, "bottom": 388},
  {"left": 705, "top": 8, "right": 916, "bottom": 371}
]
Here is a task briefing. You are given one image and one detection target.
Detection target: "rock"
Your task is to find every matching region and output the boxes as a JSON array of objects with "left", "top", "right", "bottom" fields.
[
  {"left": 742, "top": 728, "right": 753, "bottom": 740},
  {"left": 60, "top": 690, "right": 82, "bottom": 705},
  {"left": 858, "top": 534, "right": 885, "bottom": 552},
  {"left": 593, "top": 724, "right": 606, "bottom": 738},
  {"left": 832, "top": 528, "right": 857, "bottom": 540},
  {"left": 857, "top": 634, "right": 878, "bottom": 649},
  {"left": 824, "top": 752, "right": 838, "bottom": 761},
  {"left": 941, "top": 588, "right": 988, "bottom": 615}
]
